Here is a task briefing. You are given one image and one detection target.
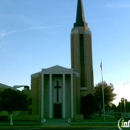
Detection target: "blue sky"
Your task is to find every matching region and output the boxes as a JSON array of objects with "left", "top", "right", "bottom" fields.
[{"left": 0, "top": 0, "right": 130, "bottom": 105}]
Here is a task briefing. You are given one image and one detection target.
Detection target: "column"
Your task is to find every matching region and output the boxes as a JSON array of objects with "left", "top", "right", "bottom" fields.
[
  {"left": 41, "top": 73, "right": 44, "bottom": 122},
  {"left": 63, "top": 74, "right": 66, "bottom": 118},
  {"left": 71, "top": 73, "right": 74, "bottom": 118},
  {"left": 49, "top": 74, "right": 53, "bottom": 118}
]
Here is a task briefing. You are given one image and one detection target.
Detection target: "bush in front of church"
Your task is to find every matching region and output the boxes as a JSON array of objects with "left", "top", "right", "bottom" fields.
[{"left": 81, "top": 93, "right": 98, "bottom": 119}]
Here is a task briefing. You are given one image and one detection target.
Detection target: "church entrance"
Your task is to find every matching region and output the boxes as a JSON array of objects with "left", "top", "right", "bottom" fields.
[
  {"left": 53, "top": 104, "right": 62, "bottom": 118},
  {"left": 53, "top": 80, "right": 62, "bottom": 118}
]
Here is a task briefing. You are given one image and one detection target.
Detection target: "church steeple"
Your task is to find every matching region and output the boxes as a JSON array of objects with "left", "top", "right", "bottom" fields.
[{"left": 74, "top": 0, "right": 87, "bottom": 28}]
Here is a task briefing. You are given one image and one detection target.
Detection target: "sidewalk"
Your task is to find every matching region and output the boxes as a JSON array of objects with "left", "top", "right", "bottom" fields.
[
  {"left": 41, "top": 119, "right": 70, "bottom": 127},
  {"left": 71, "top": 121, "right": 117, "bottom": 125},
  {"left": 0, "top": 121, "right": 41, "bottom": 126}
]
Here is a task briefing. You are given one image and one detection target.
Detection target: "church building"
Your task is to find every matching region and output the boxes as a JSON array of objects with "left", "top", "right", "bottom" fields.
[{"left": 22, "top": 0, "right": 94, "bottom": 121}]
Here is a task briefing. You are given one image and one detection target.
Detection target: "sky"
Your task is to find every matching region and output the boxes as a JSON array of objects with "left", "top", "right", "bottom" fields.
[{"left": 0, "top": 0, "right": 130, "bottom": 105}]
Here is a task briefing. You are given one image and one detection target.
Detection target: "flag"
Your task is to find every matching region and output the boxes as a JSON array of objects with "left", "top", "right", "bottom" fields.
[{"left": 100, "top": 61, "right": 102, "bottom": 70}]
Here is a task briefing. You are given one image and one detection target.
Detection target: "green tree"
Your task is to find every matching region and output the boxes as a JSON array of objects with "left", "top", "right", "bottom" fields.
[
  {"left": 126, "top": 102, "right": 130, "bottom": 112},
  {"left": 81, "top": 93, "right": 98, "bottom": 119},
  {"left": 0, "top": 88, "right": 28, "bottom": 125},
  {"left": 111, "top": 103, "right": 117, "bottom": 111},
  {"left": 117, "top": 98, "right": 124, "bottom": 112},
  {"left": 117, "top": 98, "right": 130, "bottom": 112},
  {"left": 106, "top": 103, "right": 117, "bottom": 111},
  {"left": 94, "top": 81, "right": 117, "bottom": 116}
]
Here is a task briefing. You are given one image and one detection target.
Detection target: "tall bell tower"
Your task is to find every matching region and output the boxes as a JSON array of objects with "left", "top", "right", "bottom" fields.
[{"left": 71, "top": 0, "right": 94, "bottom": 108}]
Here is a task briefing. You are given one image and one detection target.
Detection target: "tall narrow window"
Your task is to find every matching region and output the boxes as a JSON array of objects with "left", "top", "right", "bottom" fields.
[
  {"left": 80, "top": 34, "right": 85, "bottom": 87},
  {"left": 80, "top": 34, "right": 84, "bottom": 63}
]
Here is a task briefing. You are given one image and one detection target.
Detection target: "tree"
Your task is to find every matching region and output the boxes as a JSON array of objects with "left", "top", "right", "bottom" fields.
[
  {"left": 94, "top": 81, "right": 117, "bottom": 116},
  {"left": 0, "top": 88, "right": 28, "bottom": 125},
  {"left": 110, "top": 103, "right": 117, "bottom": 111},
  {"left": 117, "top": 98, "right": 130, "bottom": 112},
  {"left": 81, "top": 93, "right": 98, "bottom": 119},
  {"left": 117, "top": 98, "right": 125, "bottom": 112}
]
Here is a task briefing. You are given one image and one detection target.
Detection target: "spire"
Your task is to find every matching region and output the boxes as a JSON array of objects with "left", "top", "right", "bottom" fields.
[{"left": 74, "top": 0, "right": 87, "bottom": 28}]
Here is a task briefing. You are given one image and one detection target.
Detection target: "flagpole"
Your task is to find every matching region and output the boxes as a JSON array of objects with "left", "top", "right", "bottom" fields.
[{"left": 100, "top": 61, "right": 105, "bottom": 121}]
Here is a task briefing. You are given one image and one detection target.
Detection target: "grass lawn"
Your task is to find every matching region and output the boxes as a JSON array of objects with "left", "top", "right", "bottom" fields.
[
  {"left": 73, "top": 112, "right": 118, "bottom": 123},
  {"left": 86, "top": 113, "right": 117, "bottom": 122},
  {"left": 71, "top": 113, "right": 118, "bottom": 128}
]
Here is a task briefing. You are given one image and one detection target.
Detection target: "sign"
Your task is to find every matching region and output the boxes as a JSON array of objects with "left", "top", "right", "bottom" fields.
[{"left": 118, "top": 118, "right": 130, "bottom": 130}]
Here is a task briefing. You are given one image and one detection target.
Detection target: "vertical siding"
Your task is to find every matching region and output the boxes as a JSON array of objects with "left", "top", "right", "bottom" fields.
[
  {"left": 65, "top": 74, "right": 71, "bottom": 118},
  {"left": 44, "top": 74, "right": 49, "bottom": 118},
  {"left": 31, "top": 77, "right": 39, "bottom": 115}
]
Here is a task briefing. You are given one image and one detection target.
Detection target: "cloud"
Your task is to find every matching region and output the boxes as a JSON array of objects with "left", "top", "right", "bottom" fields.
[
  {"left": 0, "top": 14, "right": 61, "bottom": 37},
  {"left": 0, "top": 31, "right": 7, "bottom": 37},
  {"left": 89, "top": 18, "right": 108, "bottom": 23},
  {"left": 0, "top": 14, "right": 37, "bottom": 26},
  {"left": 0, "top": 41, "right": 11, "bottom": 55},
  {"left": 0, "top": 25, "right": 61, "bottom": 37},
  {"left": 105, "top": 3, "right": 130, "bottom": 8},
  {"left": 61, "top": 15, "right": 72, "bottom": 19}
]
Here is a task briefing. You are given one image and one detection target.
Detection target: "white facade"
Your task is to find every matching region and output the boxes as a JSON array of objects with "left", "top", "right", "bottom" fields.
[{"left": 31, "top": 65, "right": 79, "bottom": 120}]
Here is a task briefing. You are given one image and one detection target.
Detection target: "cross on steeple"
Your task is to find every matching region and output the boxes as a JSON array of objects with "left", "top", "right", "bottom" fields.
[{"left": 74, "top": 0, "right": 87, "bottom": 28}]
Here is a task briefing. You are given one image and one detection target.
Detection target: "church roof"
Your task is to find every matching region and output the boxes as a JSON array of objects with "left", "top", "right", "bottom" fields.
[
  {"left": 31, "top": 65, "right": 79, "bottom": 77},
  {"left": 74, "top": 0, "right": 88, "bottom": 28},
  {"left": 31, "top": 71, "right": 41, "bottom": 77},
  {"left": 0, "top": 83, "right": 12, "bottom": 88},
  {"left": 42, "top": 65, "right": 74, "bottom": 74}
]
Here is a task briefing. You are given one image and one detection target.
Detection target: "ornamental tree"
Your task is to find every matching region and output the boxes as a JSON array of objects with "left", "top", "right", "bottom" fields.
[
  {"left": 0, "top": 88, "right": 28, "bottom": 125},
  {"left": 94, "top": 81, "right": 117, "bottom": 116},
  {"left": 81, "top": 93, "right": 98, "bottom": 119}
]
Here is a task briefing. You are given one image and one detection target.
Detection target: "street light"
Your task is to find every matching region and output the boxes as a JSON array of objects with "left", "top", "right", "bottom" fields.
[
  {"left": 123, "top": 82, "right": 130, "bottom": 113},
  {"left": 100, "top": 61, "right": 105, "bottom": 121}
]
